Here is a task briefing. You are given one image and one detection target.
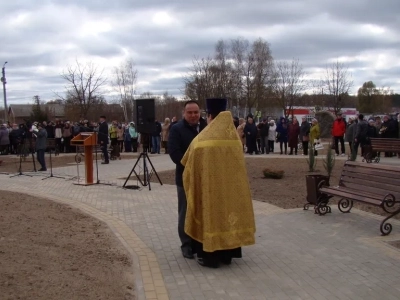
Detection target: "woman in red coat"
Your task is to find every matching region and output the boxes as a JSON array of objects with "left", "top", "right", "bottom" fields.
[{"left": 288, "top": 117, "right": 300, "bottom": 155}]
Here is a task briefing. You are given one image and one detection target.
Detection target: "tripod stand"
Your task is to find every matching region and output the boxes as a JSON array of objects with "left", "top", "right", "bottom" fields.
[
  {"left": 123, "top": 150, "right": 162, "bottom": 191},
  {"left": 10, "top": 139, "right": 37, "bottom": 178},
  {"left": 42, "top": 138, "right": 65, "bottom": 180}
]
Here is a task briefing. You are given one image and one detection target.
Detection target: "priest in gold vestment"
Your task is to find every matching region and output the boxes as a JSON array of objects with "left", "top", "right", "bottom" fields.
[{"left": 181, "top": 98, "right": 256, "bottom": 268}]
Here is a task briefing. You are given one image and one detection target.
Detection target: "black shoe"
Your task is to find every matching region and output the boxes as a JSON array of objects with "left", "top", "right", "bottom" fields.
[
  {"left": 181, "top": 248, "right": 194, "bottom": 259},
  {"left": 101, "top": 161, "right": 109, "bottom": 164},
  {"left": 38, "top": 168, "right": 47, "bottom": 171},
  {"left": 220, "top": 256, "right": 232, "bottom": 265},
  {"left": 196, "top": 257, "right": 219, "bottom": 268}
]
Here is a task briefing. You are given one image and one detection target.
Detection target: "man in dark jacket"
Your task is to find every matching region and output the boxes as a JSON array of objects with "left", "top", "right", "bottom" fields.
[
  {"left": 354, "top": 114, "right": 368, "bottom": 158},
  {"left": 32, "top": 123, "right": 47, "bottom": 171},
  {"left": 168, "top": 100, "right": 207, "bottom": 259},
  {"left": 98, "top": 115, "right": 109, "bottom": 164},
  {"left": 151, "top": 120, "right": 162, "bottom": 154}
]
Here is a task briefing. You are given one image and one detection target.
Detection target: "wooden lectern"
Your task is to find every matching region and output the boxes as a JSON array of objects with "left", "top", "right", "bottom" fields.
[{"left": 71, "top": 132, "right": 98, "bottom": 185}]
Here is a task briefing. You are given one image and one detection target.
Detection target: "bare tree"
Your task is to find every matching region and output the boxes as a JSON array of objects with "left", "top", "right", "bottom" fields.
[
  {"left": 323, "top": 61, "right": 353, "bottom": 114},
  {"left": 113, "top": 58, "right": 138, "bottom": 122},
  {"left": 230, "top": 37, "right": 274, "bottom": 115},
  {"left": 183, "top": 56, "right": 217, "bottom": 108},
  {"left": 272, "top": 59, "right": 307, "bottom": 119},
  {"left": 58, "top": 60, "right": 107, "bottom": 119}
]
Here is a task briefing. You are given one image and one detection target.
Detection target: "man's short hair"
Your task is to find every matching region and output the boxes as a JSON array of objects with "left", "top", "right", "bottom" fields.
[
  {"left": 358, "top": 114, "right": 364, "bottom": 120},
  {"left": 100, "top": 115, "right": 106, "bottom": 119},
  {"left": 184, "top": 100, "right": 199, "bottom": 108}
]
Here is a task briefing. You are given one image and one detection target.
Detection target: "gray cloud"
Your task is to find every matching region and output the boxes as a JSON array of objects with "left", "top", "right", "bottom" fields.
[{"left": 0, "top": 0, "right": 399, "bottom": 107}]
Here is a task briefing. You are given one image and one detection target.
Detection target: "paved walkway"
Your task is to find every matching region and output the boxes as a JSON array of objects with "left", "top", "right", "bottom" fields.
[{"left": 1, "top": 154, "right": 400, "bottom": 300}]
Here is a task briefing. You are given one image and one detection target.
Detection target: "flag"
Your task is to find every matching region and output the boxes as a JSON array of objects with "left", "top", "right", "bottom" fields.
[{"left": 7, "top": 106, "right": 13, "bottom": 116}]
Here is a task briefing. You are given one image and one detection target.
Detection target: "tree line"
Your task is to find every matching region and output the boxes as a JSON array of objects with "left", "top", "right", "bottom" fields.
[{"left": 28, "top": 37, "right": 399, "bottom": 122}]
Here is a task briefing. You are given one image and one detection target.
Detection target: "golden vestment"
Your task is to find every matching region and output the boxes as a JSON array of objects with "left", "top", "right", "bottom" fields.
[{"left": 181, "top": 111, "right": 256, "bottom": 253}]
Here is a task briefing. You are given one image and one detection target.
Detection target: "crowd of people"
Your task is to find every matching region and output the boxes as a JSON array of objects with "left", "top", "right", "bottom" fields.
[{"left": 232, "top": 113, "right": 400, "bottom": 158}]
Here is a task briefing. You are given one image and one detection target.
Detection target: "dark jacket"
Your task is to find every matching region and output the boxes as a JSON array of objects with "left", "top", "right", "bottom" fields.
[
  {"left": 98, "top": 121, "right": 109, "bottom": 145},
  {"left": 355, "top": 120, "right": 368, "bottom": 141},
  {"left": 35, "top": 128, "right": 48, "bottom": 150},
  {"left": 300, "top": 121, "right": 310, "bottom": 141},
  {"left": 168, "top": 118, "right": 207, "bottom": 186},
  {"left": 152, "top": 121, "right": 162, "bottom": 137},
  {"left": 45, "top": 125, "right": 55, "bottom": 138},
  {"left": 258, "top": 122, "right": 269, "bottom": 137},
  {"left": 345, "top": 123, "right": 355, "bottom": 142},
  {"left": 276, "top": 117, "right": 288, "bottom": 142}
]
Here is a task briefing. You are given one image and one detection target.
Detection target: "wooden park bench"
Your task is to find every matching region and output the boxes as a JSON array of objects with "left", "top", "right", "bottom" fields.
[
  {"left": 317, "top": 161, "right": 400, "bottom": 236},
  {"left": 370, "top": 138, "right": 400, "bottom": 156}
]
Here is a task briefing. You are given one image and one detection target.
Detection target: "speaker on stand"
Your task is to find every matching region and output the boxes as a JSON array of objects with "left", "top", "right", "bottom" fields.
[{"left": 123, "top": 99, "right": 162, "bottom": 190}]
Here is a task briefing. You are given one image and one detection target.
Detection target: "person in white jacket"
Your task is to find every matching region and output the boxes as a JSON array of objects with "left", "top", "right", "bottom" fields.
[{"left": 267, "top": 119, "right": 277, "bottom": 153}]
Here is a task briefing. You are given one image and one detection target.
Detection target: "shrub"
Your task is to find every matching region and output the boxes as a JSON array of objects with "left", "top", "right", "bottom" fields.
[
  {"left": 263, "top": 168, "right": 284, "bottom": 179},
  {"left": 323, "top": 144, "right": 336, "bottom": 178},
  {"left": 306, "top": 142, "right": 317, "bottom": 172}
]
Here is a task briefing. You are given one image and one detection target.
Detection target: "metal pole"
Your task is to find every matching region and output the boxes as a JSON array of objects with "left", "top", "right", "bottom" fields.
[{"left": 1, "top": 62, "right": 8, "bottom": 123}]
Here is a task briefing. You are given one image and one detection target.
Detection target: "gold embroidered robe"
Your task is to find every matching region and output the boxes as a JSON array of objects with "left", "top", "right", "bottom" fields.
[{"left": 181, "top": 111, "right": 256, "bottom": 252}]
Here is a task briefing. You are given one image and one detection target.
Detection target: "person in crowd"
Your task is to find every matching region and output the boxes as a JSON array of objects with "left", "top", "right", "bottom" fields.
[
  {"left": 129, "top": 122, "right": 138, "bottom": 152},
  {"left": 168, "top": 100, "right": 207, "bottom": 260},
  {"left": 9, "top": 124, "right": 22, "bottom": 154},
  {"left": 233, "top": 116, "right": 239, "bottom": 128},
  {"left": 310, "top": 119, "right": 321, "bottom": 156},
  {"left": 331, "top": 113, "right": 346, "bottom": 156},
  {"left": 236, "top": 118, "right": 246, "bottom": 152},
  {"left": 367, "top": 119, "right": 378, "bottom": 141},
  {"left": 353, "top": 114, "right": 368, "bottom": 158},
  {"left": 32, "top": 122, "right": 47, "bottom": 171},
  {"left": 151, "top": 119, "right": 162, "bottom": 154},
  {"left": 124, "top": 123, "right": 132, "bottom": 152},
  {"left": 54, "top": 119, "right": 63, "bottom": 153},
  {"left": 170, "top": 116, "right": 178, "bottom": 128},
  {"left": 268, "top": 119, "right": 277, "bottom": 153},
  {"left": 62, "top": 121, "right": 73, "bottom": 153},
  {"left": 288, "top": 116, "right": 300, "bottom": 155},
  {"left": 98, "top": 115, "right": 109, "bottom": 164},
  {"left": 259, "top": 118, "right": 269, "bottom": 154},
  {"left": 379, "top": 115, "right": 397, "bottom": 157},
  {"left": 345, "top": 117, "right": 355, "bottom": 155},
  {"left": 161, "top": 118, "right": 171, "bottom": 154},
  {"left": 244, "top": 114, "right": 258, "bottom": 155},
  {"left": 299, "top": 117, "right": 310, "bottom": 156},
  {"left": 117, "top": 123, "right": 124, "bottom": 153},
  {"left": 181, "top": 98, "right": 255, "bottom": 268},
  {"left": 109, "top": 121, "right": 120, "bottom": 159},
  {"left": 276, "top": 117, "right": 288, "bottom": 155},
  {"left": 0, "top": 124, "right": 10, "bottom": 155},
  {"left": 45, "top": 121, "right": 55, "bottom": 139}
]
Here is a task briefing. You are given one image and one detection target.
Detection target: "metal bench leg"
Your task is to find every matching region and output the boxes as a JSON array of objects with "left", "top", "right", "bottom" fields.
[
  {"left": 381, "top": 195, "right": 400, "bottom": 236},
  {"left": 338, "top": 198, "right": 353, "bottom": 213}
]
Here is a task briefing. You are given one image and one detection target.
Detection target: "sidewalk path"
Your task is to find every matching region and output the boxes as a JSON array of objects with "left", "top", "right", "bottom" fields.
[{"left": 1, "top": 154, "right": 400, "bottom": 300}]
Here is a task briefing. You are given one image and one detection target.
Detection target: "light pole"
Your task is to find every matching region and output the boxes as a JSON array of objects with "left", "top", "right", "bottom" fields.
[{"left": 1, "top": 62, "right": 8, "bottom": 123}]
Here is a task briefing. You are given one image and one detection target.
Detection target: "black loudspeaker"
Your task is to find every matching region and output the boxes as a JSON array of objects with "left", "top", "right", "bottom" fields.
[{"left": 135, "top": 99, "right": 156, "bottom": 134}]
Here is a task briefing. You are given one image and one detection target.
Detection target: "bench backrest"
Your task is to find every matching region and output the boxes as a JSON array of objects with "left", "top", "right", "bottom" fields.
[
  {"left": 340, "top": 161, "right": 400, "bottom": 199},
  {"left": 370, "top": 138, "right": 400, "bottom": 152}
]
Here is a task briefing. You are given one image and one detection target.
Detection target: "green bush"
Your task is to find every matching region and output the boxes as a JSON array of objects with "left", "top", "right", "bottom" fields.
[
  {"left": 263, "top": 168, "right": 284, "bottom": 179},
  {"left": 306, "top": 142, "right": 317, "bottom": 172}
]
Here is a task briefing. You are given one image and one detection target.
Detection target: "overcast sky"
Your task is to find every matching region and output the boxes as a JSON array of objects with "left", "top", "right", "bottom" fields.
[{"left": 1, "top": 0, "right": 399, "bottom": 105}]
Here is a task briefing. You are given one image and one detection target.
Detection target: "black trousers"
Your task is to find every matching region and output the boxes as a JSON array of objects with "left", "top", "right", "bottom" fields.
[
  {"left": 177, "top": 186, "right": 192, "bottom": 250},
  {"left": 334, "top": 136, "right": 345, "bottom": 154},
  {"left": 101, "top": 144, "right": 109, "bottom": 162},
  {"left": 302, "top": 141, "right": 309, "bottom": 155},
  {"left": 268, "top": 140, "right": 274, "bottom": 153}
]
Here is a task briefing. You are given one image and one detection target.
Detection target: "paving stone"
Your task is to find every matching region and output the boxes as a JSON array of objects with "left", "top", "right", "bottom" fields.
[{"left": 2, "top": 154, "right": 400, "bottom": 300}]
